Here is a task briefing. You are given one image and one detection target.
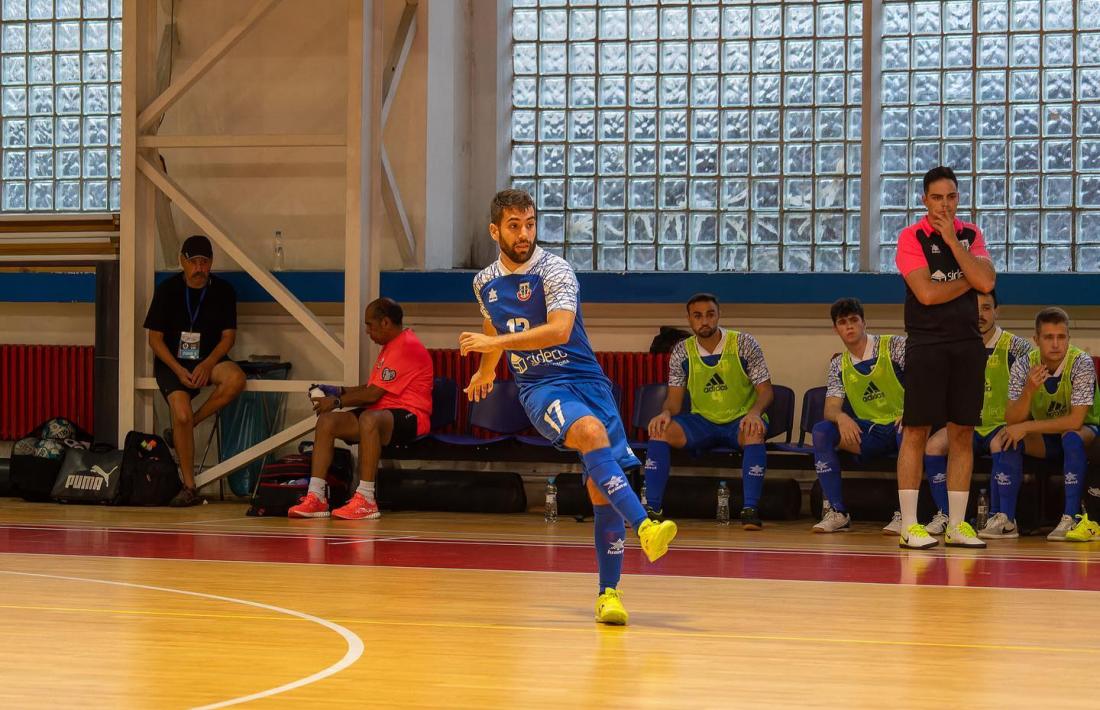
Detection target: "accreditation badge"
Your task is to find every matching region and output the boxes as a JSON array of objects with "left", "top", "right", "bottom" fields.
[{"left": 178, "top": 331, "right": 201, "bottom": 361}]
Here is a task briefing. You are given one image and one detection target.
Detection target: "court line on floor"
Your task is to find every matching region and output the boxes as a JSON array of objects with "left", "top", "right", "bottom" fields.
[
  {"left": 0, "top": 598, "right": 1094, "bottom": 657},
  {"left": 327, "top": 536, "right": 418, "bottom": 545},
  {"left": 3, "top": 523, "right": 1092, "bottom": 563},
  {"left": 0, "top": 570, "right": 364, "bottom": 709}
]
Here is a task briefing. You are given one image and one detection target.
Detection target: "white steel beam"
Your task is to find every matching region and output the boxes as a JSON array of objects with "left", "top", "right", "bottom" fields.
[
  {"left": 380, "top": 146, "right": 417, "bottom": 265},
  {"left": 380, "top": 1, "right": 418, "bottom": 127},
  {"left": 139, "top": 134, "right": 346, "bottom": 149},
  {"left": 137, "top": 0, "right": 281, "bottom": 133},
  {"left": 193, "top": 415, "right": 317, "bottom": 488},
  {"left": 136, "top": 154, "right": 345, "bottom": 361}
]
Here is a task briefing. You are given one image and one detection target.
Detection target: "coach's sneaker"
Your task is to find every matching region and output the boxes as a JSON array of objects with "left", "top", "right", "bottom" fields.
[
  {"left": 595, "top": 587, "right": 629, "bottom": 625},
  {"left": 977, "top": 512, "right": 1019, "bottom": 539},
  {"left": 883, "top": 511, "right": 904, "bottom": 535},
  {"left": 169, "top": 486, "right": 203, "bottom": 508},
  {"left": 638, "top": 518, "right": 677, "bottom": 562},
  {"left": 288, "top": 492, "right": 330, "bottom": 518},
  {"left": 945, "top": 521, "right": 987, "bottom": 548},
  {"left": 925, "top": 510, "right": 950, "bottom": 535},
  {"left": 812, "top": 509, "right": 851, "bottom": 533},
  {"left": 1065, "top": 514, "right": 1100, "bottom": 542},
  {"left": 332, "top": 493, "right": 381, "bottom": 520},
  {"left": 740, "top": 506, "right": 763, "bottom": 531},
  {"left": 1047, "top": 514, "right": 1077, "bottom": 541},
  {"left": 900, "top": 523, "right": 938, "bottom": 550}
]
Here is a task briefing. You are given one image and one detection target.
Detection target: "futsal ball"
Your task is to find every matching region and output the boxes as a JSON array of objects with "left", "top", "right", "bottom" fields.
[
  {"left": 33, "top": 438, "right": 65, "bottom": 460},
  {"left": 42, "top": 417, "right": 75, "bottom": 440},
  {"left": 13, "top": 437, "right": 36, "bottom": 456}
]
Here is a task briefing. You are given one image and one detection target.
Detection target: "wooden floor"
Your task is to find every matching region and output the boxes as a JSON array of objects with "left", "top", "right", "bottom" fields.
[{"left": 1, "top": 501, "right": 1098, "bottom": 709}]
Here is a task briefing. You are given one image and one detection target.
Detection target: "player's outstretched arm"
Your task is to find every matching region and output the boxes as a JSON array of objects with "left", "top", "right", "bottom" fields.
[{"left": 461, "top": 310, "right": 575, "bottom": 354}]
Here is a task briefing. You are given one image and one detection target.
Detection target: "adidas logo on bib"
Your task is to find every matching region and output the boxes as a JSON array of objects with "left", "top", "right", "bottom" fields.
[
  {"left": 703, "top": 373, "right": 727, "bottom": 394},
  {"left": 1046, "top": 401, "right": 1067, "bottom": 418},
  {"left": 863, "top": 381, "right": 886, "bottom": 403}
]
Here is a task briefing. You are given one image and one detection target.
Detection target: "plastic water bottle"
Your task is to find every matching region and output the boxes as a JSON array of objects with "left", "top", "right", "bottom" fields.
[
  {"left": 717, "top": 480, "right": 730, "bottom": 525},
  {"left": 544, "top": 477, "right": 558, "bottom": 523},
  {"left": 640, "top": 482, "right": 648, "bottom": 508},
  {"left": 273, "top": 229, "right": 285, "bottom": 271},
  {"left": 977, "top": 488, "right": 989, "bottom": 529}
]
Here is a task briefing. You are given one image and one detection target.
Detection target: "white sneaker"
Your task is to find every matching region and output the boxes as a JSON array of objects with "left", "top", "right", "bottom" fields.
[
  {"left": 900, "top": 523, "right": 938, "bottom": 549},
  {"left": 883, "top": 510, "right": 903, "bottom": 535},
  {"left": 945, "top": 521, "right": 987, "bottom": 548},
  {"left": 1047, "top": 514, "right": 1077, "bottom": 541},
  {"left": 813, "top": 509, "right": 851, "bottom": 533},
  {"left": 978, "top": 512, "right": 1019, "bottom": 539},
  {"left": 925, "top": 510, "right": 949, "bottom": 535}
]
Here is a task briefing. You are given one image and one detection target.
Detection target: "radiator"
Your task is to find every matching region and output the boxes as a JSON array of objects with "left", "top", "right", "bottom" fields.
[
  {"left": 428, "top": 349, "right": 669, "bottom": 438},
  {"left": 0, "top": 345, "right": 94, "bottom": 440}
]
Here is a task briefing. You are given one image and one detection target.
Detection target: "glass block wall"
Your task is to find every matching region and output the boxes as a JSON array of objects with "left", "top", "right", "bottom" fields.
[
  {"left": 879, "top": 0, "right": 1100, "bottom": 273},
  {"left": 1, "top": 0, "right": 121, "bottom": 213},
  {"left": 510, "top": 0, "right": 863, "bottom": 272},
  {"left": 511, "top": 0, "right": 1100, "bottom": 273}
]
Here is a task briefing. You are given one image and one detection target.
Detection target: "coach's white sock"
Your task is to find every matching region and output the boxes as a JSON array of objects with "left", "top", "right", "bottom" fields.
[
  {"left": 307, "top": 477, "right": 327, "bottom": 500},
  {"left": 899, "top": 489, "right": 920, "bottom": 530},
  {"left": 948, "top": 490, "right": 969, "bottom": 529},
  {"left": 356, "top": 480, "right": 376, "bottom": 502}
]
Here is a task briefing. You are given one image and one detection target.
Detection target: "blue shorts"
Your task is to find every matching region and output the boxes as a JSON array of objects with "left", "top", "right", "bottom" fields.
[
  {"left": 519, "top": 378, "right": 641, "bottom": 473},
  {"left": 853, "top": 419, "right": 901, "bottom": 462},
  {"left": 973, "top": 427, "right": 1002, "bottom": 457},
  {"left": 1040, "top": 424, "right": 1100, "bottom": 462},
  {"left": 672, "top": 411, "right": 766, "bottom": 453}
]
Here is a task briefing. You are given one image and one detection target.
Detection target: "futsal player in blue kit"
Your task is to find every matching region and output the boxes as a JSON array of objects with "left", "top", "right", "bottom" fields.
[{"left": 459, "top": 189, "right": 678, "bottom": 626}]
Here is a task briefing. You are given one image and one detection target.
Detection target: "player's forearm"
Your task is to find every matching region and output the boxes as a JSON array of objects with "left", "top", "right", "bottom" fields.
[
  {"left": 823, "top": 398, "right": 846, "bottom": 424},
  {"left": 912, "top": 278, "right": 971, "bottom": 306},
  {"left": 492, "top": 322, "right": 570, "bottom": 351},
  {"left": 1004, "top": 397, "right": 1033, "bottom": 425},
  {"left": 476, "top": 348, "right": 504, "bottom": 376},
  {"left": 749, "top": 385, "right": 773, "bottom": 417},
  {"left": 341, "top": 385, "right": 382, "bottom": 406},
  {"left": 1018, "top": 414, "right": 1085, "bottom": 436}
]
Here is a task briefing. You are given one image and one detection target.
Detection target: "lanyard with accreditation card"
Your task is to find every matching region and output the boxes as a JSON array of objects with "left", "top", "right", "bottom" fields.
[{"left": 178, "top": 285, "right": 207, "bottom": 361}]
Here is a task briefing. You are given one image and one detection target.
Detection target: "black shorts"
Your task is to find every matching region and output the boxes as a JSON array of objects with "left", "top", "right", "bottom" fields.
[
  {"left": 903, "top": 339, "right": 985, "bottom": 427},
  {"left": 154, "top": 356, "right": 233, "bottom": 400},
  {"left": 350, "top": 407, "right": 420, "bottom": 445}
]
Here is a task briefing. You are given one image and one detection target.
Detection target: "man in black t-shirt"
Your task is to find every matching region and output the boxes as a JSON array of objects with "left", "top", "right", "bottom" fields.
[
  {"left": 893, "top": 166, "right": 997, "bottom": 550},
  {"left": 143, "top": 235, "right": 245, "bottom": 506}
]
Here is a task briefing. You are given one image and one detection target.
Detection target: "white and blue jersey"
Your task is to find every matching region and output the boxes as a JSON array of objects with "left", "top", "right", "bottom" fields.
[{"left": 473, "top": 247, "right": 639, "bottom": 471}]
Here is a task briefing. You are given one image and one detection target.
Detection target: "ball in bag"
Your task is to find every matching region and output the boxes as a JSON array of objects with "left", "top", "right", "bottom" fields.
[
  {"left": 33, "top": 438, "right": 65, "bottom": 460},
  {"left": 43, "top": 418, "right": 75, "bottom": 440},
  {"left": 13, "top": 437, "right": 37, "bottom": 456}
]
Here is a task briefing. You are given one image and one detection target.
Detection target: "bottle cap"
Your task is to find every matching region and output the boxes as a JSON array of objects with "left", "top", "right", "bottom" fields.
[{"left": 548, "top": 476, "right": 556, "bottom": 484}]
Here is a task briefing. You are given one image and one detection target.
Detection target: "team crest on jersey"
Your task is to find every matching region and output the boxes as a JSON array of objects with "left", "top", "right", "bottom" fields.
[
  {"left": 517, "top": 282, "right": 532, "bottom": 301},
  {"left": 381, "top": 368, "right": 397, "bottom": 382},
  {"left": 487, "top": 288, "right": 498, "bottom": 303}
]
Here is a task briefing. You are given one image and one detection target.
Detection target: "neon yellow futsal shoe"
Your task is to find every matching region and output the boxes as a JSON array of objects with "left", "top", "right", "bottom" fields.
[
  {"left": 638, "top": 518, "right": 678, "bottom": 562},
  {"left": 595, "top": 587, "right": 629, "bottom": 625},
  {"left": 1065, "top": 514, "right": 1100, "bottom": 542},
  {"left": 900, "top": 523, "right": 938, "bottom": 550}
]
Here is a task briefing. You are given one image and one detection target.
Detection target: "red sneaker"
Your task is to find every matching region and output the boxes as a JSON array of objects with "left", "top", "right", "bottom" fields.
[
  {"left": 288, "top": 492, "right": 330, "bottom": 518},
  {"left": 332, "top": 493, "right": 380, "bottom": 520}
]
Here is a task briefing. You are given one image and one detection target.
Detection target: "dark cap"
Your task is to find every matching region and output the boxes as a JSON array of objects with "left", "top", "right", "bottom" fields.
[{"left": 181, "top": 235, "right": 213, "bottom": 260}]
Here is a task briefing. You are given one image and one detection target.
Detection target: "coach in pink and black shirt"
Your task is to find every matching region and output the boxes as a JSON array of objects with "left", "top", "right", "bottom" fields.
[{"left": 892, "top": 166, "right": 997, "bottom": 550}]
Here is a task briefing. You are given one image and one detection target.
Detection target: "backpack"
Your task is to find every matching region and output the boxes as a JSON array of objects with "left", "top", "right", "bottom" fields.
[
  {"left": 120, "top": 431, "right": 183, "bottom": 506},
  {"left": 247, "top": 443, "right": 355, "bottom": 517},
  {"left": 10, "top": 418, "right": 93, "bottom": 502},
  {"left": 51, "top": 445, "right": 125, "bottom": 505}
]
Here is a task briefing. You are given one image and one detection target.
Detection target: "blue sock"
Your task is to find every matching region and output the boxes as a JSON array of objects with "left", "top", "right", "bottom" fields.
[
  {"left": 997, "top": 444, "right": 1024, "bottom": 520},
  {"left": 812, "top": 421, "right": 845, "bottom": 512},
  {"left": 593, "top": 504, "right": 625, "bottom": 593},
  {"left": 643, "top": 440, "right": 671, "bottom": 512},
  {"left": 923, "top": 454, "right": 949, "bottom": 513},
  {"left": 582, "top": 447, "right": 648, "bottom": 530},
  {"left": 1063, "top": 432, "right": 1087, "bottom": 516},
  {"left": 741, "top": 443, "right": 767, "bottom": 509},
  {"left": 989, "top": 452, "right": 1002, "bottom": 515}
]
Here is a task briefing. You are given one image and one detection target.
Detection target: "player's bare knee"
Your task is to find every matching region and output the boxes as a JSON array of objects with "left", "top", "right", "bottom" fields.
[
  {"left": 924, "top": 431, "right": 948, "bottom": 456},
  {"left": 170, "top": 403, "right": 193, "bottom": 429},
  {"left": 567, "top": 416, "right": 609, "bottom": 450},
  {"left": 316, "top": 412, "right": 339, "bottom": 435}
]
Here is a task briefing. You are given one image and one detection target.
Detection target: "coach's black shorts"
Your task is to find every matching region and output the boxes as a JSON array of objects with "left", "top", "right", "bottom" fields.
[
  {"left": 350, "top": 407, "right": 420, "bottom": 445},
  {"left": 903, "top": 338, "right": 985, "bottom": 427},
  {"left": 154, "top": 356, "right": 232, "bottom": 400}
]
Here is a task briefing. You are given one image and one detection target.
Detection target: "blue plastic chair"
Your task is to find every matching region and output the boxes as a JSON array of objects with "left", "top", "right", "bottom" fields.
[{"left": 432, "top": 379, "right": 528, "bottom": 446}]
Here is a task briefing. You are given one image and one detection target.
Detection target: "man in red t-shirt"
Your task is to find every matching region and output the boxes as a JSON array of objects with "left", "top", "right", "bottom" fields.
[
  {"left": 289, "top": 297, "right": 433, "bottom": 520},
  {"left": 894, "top": 166, "right": 996, "bottom": 550}
]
